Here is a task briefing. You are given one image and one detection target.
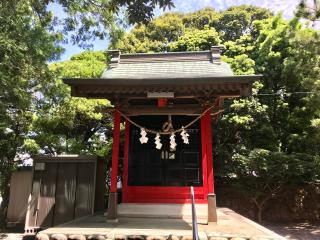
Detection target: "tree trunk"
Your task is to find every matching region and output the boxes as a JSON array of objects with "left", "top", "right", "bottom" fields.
[
  {"left": 251, "top": 198, "right": 264, "bottom": 223},
  {"left": 257, "top": 206, "right": 263, "bottom": 223}
]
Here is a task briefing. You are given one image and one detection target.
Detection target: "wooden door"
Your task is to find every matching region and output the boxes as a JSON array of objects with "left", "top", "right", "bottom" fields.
[{"left": 124, "top": 116, "right": 206, "bottom": 203}]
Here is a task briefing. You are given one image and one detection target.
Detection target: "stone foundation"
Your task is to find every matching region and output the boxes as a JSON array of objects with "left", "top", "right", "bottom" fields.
[{"left": 36, "top": 233, "right": 283, "bottom": 240}]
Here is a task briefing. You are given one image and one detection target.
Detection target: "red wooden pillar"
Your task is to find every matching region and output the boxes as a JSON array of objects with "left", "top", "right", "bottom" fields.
[
  {"left": 205, "top": 111, "right": 214, "bottom": 194},
  {"left": 201, "top": 108, "right": 217, "bottom": 222},
  {"left": 107, "top": 108, "right": 121, "bottom": 220},
  {"left": 122, "top": 119, "right": 130, "bottom": 203},
  {"left": 200, "top": 115, "right": 208, "bottom": 198}
]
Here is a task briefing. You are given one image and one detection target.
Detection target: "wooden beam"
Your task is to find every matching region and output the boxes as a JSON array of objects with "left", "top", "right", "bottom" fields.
[
  {"left": 100, "top": 106, "right": 224, "bottom": 116},
  {"left": 121, "top": 105, "right": 203, "bottom": 115},
  {"left": 73, "top": 85, "right": 243, "bottom": 99}
]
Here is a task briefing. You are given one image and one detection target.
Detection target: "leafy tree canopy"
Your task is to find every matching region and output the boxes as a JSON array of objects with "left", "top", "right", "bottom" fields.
[
  {"left": 112, "top": 5, "right": 273, "bottom": 52},
  {"left": 168, "top": 27, "right": 221, "bottom": 52},
  {"left": 29, "top": 51, "right": 112, "bottom": 156}
]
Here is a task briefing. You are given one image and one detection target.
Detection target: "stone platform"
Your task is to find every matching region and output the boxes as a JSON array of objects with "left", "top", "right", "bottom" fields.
[
  {"left": 37, "top": 208, "right": 284, "bottom": 240},
  {"left": 117, "top": 204, "right": 208, "bottom": 224}
]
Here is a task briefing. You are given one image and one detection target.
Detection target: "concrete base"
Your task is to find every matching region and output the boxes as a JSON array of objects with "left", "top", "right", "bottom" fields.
[
  {"left": 208, "top": 193, "right": 217, "bottom": 223},
  {"left": 107, "top": 192, "right": 118, "bottom": 221},
  {"left": 118, "top": 203, "right": 208, "bottom": 224}
]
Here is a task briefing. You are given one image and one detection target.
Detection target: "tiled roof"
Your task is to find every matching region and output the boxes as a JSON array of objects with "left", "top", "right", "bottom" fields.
[
  {"left": 101, "top": 61, "right": 234, "bottom": 79},
  {"left": 101, "top": 48, "right": 234, "bottom": 79}
]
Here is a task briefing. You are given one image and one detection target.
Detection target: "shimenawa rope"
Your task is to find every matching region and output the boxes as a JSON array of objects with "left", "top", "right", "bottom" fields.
[{"left": 116, "top": 105, "right": 224, "bottom": 135}]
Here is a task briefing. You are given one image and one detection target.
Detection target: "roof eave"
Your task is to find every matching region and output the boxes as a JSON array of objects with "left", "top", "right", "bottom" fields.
[{"left": 63, "top": 75, "right": 262, "bottom": 86}]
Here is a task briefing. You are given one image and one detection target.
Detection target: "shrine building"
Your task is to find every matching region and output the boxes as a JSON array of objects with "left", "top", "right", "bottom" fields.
[{"left": 64, "top": 46, "right": 260, "bottom": 223}]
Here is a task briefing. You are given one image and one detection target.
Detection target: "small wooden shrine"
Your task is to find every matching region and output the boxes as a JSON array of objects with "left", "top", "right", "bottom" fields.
[{"left": 64, "top": 46, "right": 260, "bottom": 223}]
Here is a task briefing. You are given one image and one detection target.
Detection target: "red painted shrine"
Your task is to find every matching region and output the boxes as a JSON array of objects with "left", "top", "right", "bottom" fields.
[{"left": 64, "top": 47, "right": 259, "bottom": 223}]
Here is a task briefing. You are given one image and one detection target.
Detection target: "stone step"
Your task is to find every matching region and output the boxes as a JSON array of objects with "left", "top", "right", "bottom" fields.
[{"left": 117, "top": 203, "right": 208, "bottom": 224}]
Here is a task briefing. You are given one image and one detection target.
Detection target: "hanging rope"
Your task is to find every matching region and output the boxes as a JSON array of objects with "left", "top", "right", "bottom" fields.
[{"left": 116, "top": 105, "right": 224, "bottom": 135}]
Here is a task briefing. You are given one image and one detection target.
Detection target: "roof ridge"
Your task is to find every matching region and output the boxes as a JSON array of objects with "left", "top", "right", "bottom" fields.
[
  {"left": 107, "top": 46, "right": 224, "bottom": 65},
  {"left": 120, "top": 51, "right": 212, "bottom": 64},
  {"left": 120, "top": 50, "right": 211, "bottom": 56}
]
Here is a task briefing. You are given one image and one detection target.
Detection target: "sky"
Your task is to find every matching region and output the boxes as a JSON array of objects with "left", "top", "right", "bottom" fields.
[{"left": 54, "top": 0, "right": 308, "bottom": 61}]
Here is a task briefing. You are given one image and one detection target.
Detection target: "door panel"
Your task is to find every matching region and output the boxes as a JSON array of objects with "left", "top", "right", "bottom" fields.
[
  {"left": 74, "top": 163, "right": 95, "bottom": 218},
  {"left": 26, "top": 171, "right": 41, "bottom": 228},
  {"left": 53, "top": 163, "right": 77, "bottom": 226},
  {"left": 36, "top": 163, "right": 57, "bottom": 227}
]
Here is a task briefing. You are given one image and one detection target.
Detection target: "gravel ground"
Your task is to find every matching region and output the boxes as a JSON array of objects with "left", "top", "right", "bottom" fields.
[
  {"left": 0, "top": 233, "right": 24, "bottom": 240},
  {"left": 1, "top": 222, "right": 319, "bottom": 240},
  {"left": 266, "top": 222, "right": 320, "bottom": 240}
]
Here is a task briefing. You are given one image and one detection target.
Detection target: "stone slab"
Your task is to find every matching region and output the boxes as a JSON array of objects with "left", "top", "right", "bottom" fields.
[{"left": 39, "top": 208, "right": 285, "bottom": 240}]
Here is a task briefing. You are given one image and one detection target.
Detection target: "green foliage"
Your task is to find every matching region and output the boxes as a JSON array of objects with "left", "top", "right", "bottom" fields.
[
  {"left": 215, "top": 5, "right": 272, "bottom": 41},
  {"left": 223, "top": 35, "right": 255, "bottom": 57},
  {"left": 115, "top": 13, "right": 186, "bottom": 53},
  {"left": 221, "top": 148, "right": 320, "bottom": 222},
  {"left": 23, "top": 139, "right": 40, "bottom": 154},
  {"left": 32, "top": 51, "right": 113, "bottom": 156},
  {"left": 116, "top": 25, "right": 167, "bottom": 53},
  {"left": 107, "top": 0, "right": 174, "bottom": 24},
  {"left": 168, "top": 27, "right": 221, "bottom": 51},
  {"left": 222, "top": 54, "right": 255, "bottom": 75},
  {"left": 296, "top": 0, "right": 320, "bottom": 27},
  {"left": 182, "top": 7, "right": 219, "bottom": 29},
  {"left": 115, "top": 5, "right": 272, "bottom": 53},
  {"left": 232, "top": 149, "right": 319, "bottom": 185},
  {"left": 51, "top": 51, "right": 107, "bottom": 78},
  {"left": 215, "top": 14, "right": 319, "bottom": 221},
  {"left": 0, "top": 0, "right": 63, "bottom": 225},
  {"left": 147, "top": 13, "right": 185, "bottom": 42},
  {"left": 1, "top": 0, "right": 174, "bottom": 51}
]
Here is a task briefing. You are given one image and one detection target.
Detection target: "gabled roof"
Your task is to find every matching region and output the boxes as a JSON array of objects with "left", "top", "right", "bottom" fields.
[
  {"left": 100, "top": 49, "right": 234, "bottom": 79},
  {"left": 63, "top": 47, "right": 260, "bottom": 100}
]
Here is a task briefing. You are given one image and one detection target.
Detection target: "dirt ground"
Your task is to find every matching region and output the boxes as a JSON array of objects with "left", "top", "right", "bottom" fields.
[{"left": 266, "top": 221, "right": 320, "bottom": 240}]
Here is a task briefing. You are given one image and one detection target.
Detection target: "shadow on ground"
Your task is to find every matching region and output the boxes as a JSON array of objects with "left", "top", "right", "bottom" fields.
[{"left": 266, "top": 221, "right": 320, "bottom": 240}]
